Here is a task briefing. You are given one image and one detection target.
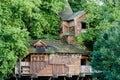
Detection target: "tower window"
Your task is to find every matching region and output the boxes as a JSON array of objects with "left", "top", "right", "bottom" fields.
[{"left": 81, "top": 22, "right": 86, "bottom": 29}]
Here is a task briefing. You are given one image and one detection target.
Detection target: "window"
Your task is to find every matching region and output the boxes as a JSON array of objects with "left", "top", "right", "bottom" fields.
[
  {"left": 32, "top": 56, "right": 38, "bottom": 61},
  {"left": 39, "top": 56, "right": 45, "bottom": 61},
  {"left": 81, "top": 59, "right": 86, "bottom": 65},
  {"left": 31, "top": 55, "right": 45, "bottom": 61},
  {"left": 81, "top": 22, "right": 86, "bottom": 29}
]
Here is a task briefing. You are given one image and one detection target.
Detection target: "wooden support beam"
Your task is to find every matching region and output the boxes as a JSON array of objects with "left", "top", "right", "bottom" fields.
[
  {"left": 30, "top": 78, "right": 33, "bottom": 80},
  {"left": 48, "top": 77, "right": 52, "bottom": 80},
  {"left": 64, "top": 77, "right": 66, "bottom": 80},
  {"left": 18, "top": 58, "right": 21, "bottom": 78},
  {"left": 77, "top": 76, "right": 80, "bottom": 80},
  {"left": 81, "top": 77, "right": 84, "bottom": 80},
  {"left": 77, "top": 74, "right": 80, "bottom": 80},
  {"left": 16, "top": 78, "right": 18, "bottom": 80}
]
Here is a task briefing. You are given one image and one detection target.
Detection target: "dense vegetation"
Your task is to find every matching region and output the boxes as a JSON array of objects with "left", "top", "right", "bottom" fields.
[
  {"left": 68, "top": 0, "right": 86, "bottom": 12},
  {"left": 0, "top": 0, "right": 65, "bottom": 79},
  {"left": 90, "top": 21, "right": 120, "bottom": 80}
]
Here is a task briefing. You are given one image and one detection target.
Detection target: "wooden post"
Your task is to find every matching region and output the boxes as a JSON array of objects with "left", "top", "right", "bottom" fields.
[
  {"left": 31, "top": 78, "right": 33, "bottom": 80},
  {"left": 30, "top": 76, "right": 33, "bottom": 80},
  {"left": 48, "top": 77, "right": 52, "bottom": 80},
  {"left": 77, "top": 76, "right": 79, "bottom": 80},
  {"left": 15, "top": 75, "right": 18, "bottom": 80},
  {"left": 64, "top": 77, "right": 66, "bottom": 80},
  {"left": 16, "top": 77, "right": 18, "bottom": 80},
  {"left": 77, "top": 74, "right": 80, "bottom": 80},
  {"left": 81, "top": 77, "right": 84, "bottom": 80},
  {"left": 18, "top": 58, "right": 21, "bottom": 78}
]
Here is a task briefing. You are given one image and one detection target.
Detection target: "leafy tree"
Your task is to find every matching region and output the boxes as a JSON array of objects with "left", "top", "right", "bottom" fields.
[
  {"left": 68, "top": 0, "right": 86, "bottom": 12},
  {"left": 9, "top": 0, "right": 65, "bottom": 39},
  {"left": 90, "top": 21, "right": 120, "bottom": 80},
  {"left": 0, "top": 0, "right": 65, "bottom": 79},
  {"left": 0, "top": 27, "right": 29, "bottom": 80},
  {"left": 75, "top": 0, "right": 120, "bottom": 50}
]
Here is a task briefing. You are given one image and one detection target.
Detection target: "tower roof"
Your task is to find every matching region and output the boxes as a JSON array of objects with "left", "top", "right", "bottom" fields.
[{"left": 59, "top": 1, "right": 73, "bottom": 20}]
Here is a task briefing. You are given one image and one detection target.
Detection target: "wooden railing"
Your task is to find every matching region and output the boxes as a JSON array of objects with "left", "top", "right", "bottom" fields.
[
  {"left": 80, "top": 65, "right": 92, "bottom": 74},
  {"left": 15, "top": 61, "right": 49, "bottom": 74},
  {"left": 15, "top": 62, "right": 30, "bottom": 74}
]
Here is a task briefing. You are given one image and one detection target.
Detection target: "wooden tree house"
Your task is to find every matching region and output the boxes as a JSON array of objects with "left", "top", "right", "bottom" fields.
[
  {"left": 15, "top": 40, "right": 92, "bottom": 80},
  {"left": 15, "top": 1, "right": 92, "bottom": 80}
]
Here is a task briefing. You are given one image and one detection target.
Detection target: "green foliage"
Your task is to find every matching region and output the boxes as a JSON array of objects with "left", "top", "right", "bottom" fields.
[
  {"left": 1, "top": 0, "right": 65, "bottom": 39},
  {"left": 90, "top": 21, "right": 120, "bottom": 80},
  {"left": 24, "top": 0, "right": 65, "bottom": 39},
  {"left": 21, "top": 0, "right": 65, "bottom": 39},
  {"left": 68, "top": 0, "right": 86, "bottom": 12},
  {"left": 75, "top": 0, "right": 120, "bottom": 50},
  {"left": 0, "top": 27, "right": 29, "bottom": 80}
]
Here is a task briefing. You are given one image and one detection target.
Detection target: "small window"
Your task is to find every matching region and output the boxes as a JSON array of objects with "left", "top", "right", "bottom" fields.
[
  {"left": 81, "top": 22, "right": 86, "bottom": 29},
  {"left": 39, "top": 56, "right": 45, "bottom": 61},
  {"left": 32, "top": 56, "right": 38, "bottom": 61},
  {"left": 81, "top": 59, "right": 86, "bottom": 65}
]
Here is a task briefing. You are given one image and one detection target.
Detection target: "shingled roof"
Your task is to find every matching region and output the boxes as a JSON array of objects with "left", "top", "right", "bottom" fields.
[
  {"left": 28, "top": 39, "right": 86, "bottom": 54},
  {"left": 59, "top": 1, "right": 73, "bottom": 20},
  {"left": 67, "top": 11, "right": 86, "bottom": 20}
]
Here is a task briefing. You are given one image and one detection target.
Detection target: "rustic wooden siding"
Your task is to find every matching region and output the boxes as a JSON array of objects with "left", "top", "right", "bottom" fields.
[
  {"left": 30, "top": 61, "right": 48, "bottom": 74},
  {"left": 37, "top": 65, "right": 53, "bottom": 76},
  {"left": 69, "top": 21, "right": 75, "bottom": 27},
  {"left": 74, "top": 14, "right": 87, "bottom": 35},
  {"left": 61, "top": 21, "right": 69, "bottom": 33},
  {"left": 16, "top": 54, "right": 93, "bottom": 77},
  {"left": 76, "top": 14, "right": 87, "bottom": 22},
  {"left": 49, "top": 54, "right": 80, "bottom": 64},
  {"left": 52, "top": 64, "right": 69, "bottom": 75},
  {"left": 67, "top": 59, "right": 80, "bottom": 75}
]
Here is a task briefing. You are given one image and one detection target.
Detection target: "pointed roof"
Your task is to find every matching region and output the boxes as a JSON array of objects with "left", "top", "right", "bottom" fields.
[
  {"left": 59, "top": 1, "right": 73, "bottom": 20},
  {"left": 59, "top": 1, "right": 86, "bottom": 21}
]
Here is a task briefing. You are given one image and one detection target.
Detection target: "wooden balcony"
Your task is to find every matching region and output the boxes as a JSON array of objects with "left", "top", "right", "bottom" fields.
[
  {"left": 15, "top": 62, "right": 30, "bottom": 74},
  {"left": 21, "top": 62, "right": 30, "bottom": 66},
  {"left": 21, "top": 67, "right": 30, "bottom": 74},
  {"left": 80, "top": 65, "right": 92, "bottom": 74}
]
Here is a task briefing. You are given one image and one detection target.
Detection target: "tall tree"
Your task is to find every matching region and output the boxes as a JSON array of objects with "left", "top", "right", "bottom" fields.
[
  {"left": 0, "top": 27, "right": 29, "bottom": 80},
  {"left": 90, "top": 21, "right": 120, "bottom": 80}
]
